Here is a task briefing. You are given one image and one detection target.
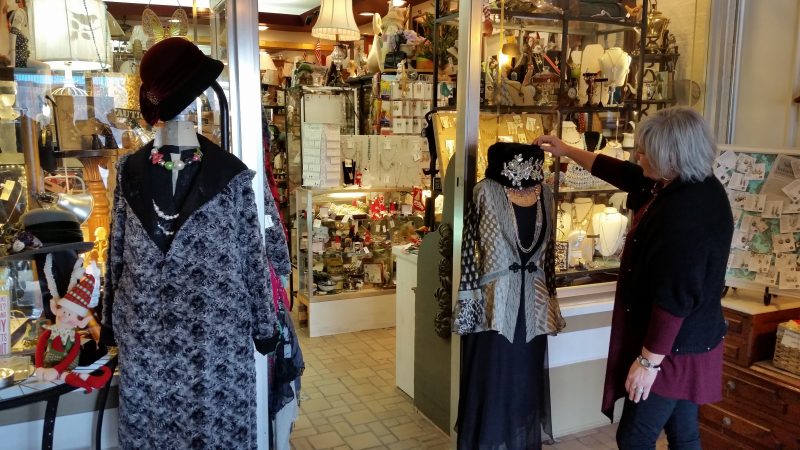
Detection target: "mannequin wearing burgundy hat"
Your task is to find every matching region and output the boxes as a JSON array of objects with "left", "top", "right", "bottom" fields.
[{"left": 103, "top": 36, "right": 279, "bottom": 449}]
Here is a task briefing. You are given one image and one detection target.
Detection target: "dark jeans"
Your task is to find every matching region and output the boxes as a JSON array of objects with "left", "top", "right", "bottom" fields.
[{"left": 616, "top": 393, "right": 701, "bottom": 450}]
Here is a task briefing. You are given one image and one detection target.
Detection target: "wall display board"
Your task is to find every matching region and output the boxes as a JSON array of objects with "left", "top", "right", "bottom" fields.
[{"left": 714, "top": 146, "right": 800, "bottom": 302}]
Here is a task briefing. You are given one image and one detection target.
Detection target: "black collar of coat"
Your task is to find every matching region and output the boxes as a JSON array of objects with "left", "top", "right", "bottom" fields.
[{"left": 121, "top": 134, "right": 248, "bottom": 249}]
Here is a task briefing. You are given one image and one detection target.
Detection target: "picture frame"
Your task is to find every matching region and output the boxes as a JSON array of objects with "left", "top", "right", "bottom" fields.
[
  {"left": 363, "top": 263, "right": 384, "bottom": 284},
  {"left": 52, "top": 95, "right": 116, "bottom": 151}
]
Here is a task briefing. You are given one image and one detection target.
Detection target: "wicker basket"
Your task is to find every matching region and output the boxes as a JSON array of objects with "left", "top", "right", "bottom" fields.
[{"left": 773, "top": 321, "right": 800, "bottom": 375}]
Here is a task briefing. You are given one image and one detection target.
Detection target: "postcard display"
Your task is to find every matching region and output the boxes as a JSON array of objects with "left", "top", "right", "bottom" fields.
[{"left": 715, "top": 148, "right": 800, "bottom": 295}]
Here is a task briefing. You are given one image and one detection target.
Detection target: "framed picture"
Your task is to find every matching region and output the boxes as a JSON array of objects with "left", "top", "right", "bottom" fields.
[
  {"left": 363, "top": 263, "right": 384, "bottom": 284},
  {"left": 52, "top": 95, "right": 116, "bottom": 151}
]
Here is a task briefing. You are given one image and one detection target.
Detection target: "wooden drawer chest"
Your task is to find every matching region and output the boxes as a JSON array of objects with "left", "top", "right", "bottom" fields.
[
  {"left": 722, "top": 305, "right": 800, "bottom": 367},
  {"left": 699, "top": 362, "right": 800, "bottom": 449}
]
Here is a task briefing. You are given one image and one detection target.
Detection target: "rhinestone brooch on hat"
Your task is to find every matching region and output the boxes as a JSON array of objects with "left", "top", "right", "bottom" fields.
[
  {"left": 501, "top": 154, "right": 544, "bottom": 188},
  {"left": 150, "top": 148, "right": 203, "bottom": 171},
  {"left": 146, "top": 90, "right": 160, "bottom": 105}
]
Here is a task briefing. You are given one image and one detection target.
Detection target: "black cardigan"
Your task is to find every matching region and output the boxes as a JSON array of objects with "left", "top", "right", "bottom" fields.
[{"left": 592, "top": 155, "right": 732, "bottom": 353}]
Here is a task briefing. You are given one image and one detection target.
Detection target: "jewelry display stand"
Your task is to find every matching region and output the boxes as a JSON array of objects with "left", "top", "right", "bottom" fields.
[{"left": 592, "top": 207, "right": 628, "bottom": 257}]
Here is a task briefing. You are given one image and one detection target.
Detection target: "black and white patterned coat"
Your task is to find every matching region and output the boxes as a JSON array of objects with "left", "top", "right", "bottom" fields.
[
  {"left": 101, "top": 139, "right": 277, "bottom": 449},
  {"left": 454, "top": 179, "right": 566, "bottom": 342}
]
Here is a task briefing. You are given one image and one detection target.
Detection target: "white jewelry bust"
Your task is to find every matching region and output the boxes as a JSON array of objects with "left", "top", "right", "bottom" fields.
[
  {"left": 599, "top": 47, "right": 632, "bottom": 88},
  {"left": 600, "top": 140, "right": 630, "bottom": 161},
  {"left": 592, "top": 207, "right": 628, "bottom": 257}
]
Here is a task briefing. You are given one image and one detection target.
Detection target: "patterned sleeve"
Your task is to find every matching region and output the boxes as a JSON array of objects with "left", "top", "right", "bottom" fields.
[
  {"left": 263, "top": 183, "right": 291, "bottom": 276},
  {"left": 100, "top": 158, "right": 128, "bottom": 346},
  {"left": 453, "top": 194, "right": 485, "bottom": 335},
  {"left": 240, "top": 181, "right": 279, "bottom": 352}
]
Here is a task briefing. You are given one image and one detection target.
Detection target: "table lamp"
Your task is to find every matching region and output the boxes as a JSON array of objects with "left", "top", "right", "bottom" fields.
[
  {"left": 312, "top": 0, "right": 360, "bottom": 85},
  {"left": 260, "top": 51, "right": 279, "bottom": 86},
  {"left": 29, "top": 0, "right": 112, "bottom": 95},
  {"left": 30, "top": 0, "right": 114, "bottom": 265}
]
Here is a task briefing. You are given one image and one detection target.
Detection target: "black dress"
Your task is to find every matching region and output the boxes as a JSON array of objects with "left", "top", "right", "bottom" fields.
[{"left": 456, "top": 202, "right": 552, "bottom": 450}]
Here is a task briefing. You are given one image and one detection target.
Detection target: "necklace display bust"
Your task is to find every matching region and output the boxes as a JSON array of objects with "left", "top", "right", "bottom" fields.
[{"left": 592, "top": 207, "right": 628, "bottom": 257}]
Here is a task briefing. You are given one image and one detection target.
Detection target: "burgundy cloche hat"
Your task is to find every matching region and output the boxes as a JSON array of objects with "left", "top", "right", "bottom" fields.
[{"left": 139, "top": 37, "right": 224, "bottom": 126}]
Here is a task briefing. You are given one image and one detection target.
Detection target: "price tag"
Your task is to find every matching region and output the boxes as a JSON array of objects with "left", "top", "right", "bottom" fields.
[
  {"left": 313, "top": 219, "right": 322, "bottom": 228},
  {"left": 389, "top": 219, "right": 395, "bottom": 228},
  {"left": 342, "top": 215, "right": 352, "bottom": 224},
  {"left": 265, "top": 214, "right": 274, "bottom": 228}
]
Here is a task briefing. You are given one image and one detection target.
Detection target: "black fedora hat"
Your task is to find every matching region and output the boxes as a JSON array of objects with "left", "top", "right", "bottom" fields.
[
  {"left": 0, "top": 209, "right": 94, "bottom": 261},
  {"left": 139, "top": 37, "right": 224, "bottom": 126}
]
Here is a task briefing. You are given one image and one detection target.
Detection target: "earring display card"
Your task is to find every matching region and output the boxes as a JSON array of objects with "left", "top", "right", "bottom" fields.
[{"left": 715, "top": 149, "right": 800, "bottom": 294}]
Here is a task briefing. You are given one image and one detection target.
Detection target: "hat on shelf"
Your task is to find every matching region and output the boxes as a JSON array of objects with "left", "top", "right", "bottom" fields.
[
  {"left": 59, "top": 273, "right": 97, "bottom": 317},
  {"left": 485, "top": 143, "right": 545, "bottom": 189},
  {"left": 138, "top": 37, "right": 224, "bottom": 126},
  {"left": 0, "top": 209, "right": 94, "bottom": 261}
]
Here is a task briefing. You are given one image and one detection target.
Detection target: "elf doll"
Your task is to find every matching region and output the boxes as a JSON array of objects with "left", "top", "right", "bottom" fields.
[{"left": 32, "top": 256, "right": 111, "bottom": 393}]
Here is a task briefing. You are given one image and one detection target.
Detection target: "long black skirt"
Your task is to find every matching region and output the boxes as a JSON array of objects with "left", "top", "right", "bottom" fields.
[{"left": 455, "top": 292, "right": 552, "bottom": 450}]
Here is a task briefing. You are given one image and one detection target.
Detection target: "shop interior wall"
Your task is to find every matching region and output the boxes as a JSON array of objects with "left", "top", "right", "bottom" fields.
[
  {"left": 658, "top": 0, "right": 711, "bottom": 113},
  {"left": 732, "top": 0, "right": 800, "bottom": 149}
]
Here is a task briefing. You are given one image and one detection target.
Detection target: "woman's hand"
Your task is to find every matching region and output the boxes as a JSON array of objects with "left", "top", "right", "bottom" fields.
[
  {"left": 535, "top": 134, "right": 598, "bottom": 172},
  {"left": 625, "top": 361, "right": 659, "bottom": 403},
  {"left": 534, "top": 135, "right": 573, "bottom": 157}
]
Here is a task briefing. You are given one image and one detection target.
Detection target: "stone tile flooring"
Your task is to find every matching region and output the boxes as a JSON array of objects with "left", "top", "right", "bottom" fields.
[{"left": 291, "top": 324, "right": 668, "bottom": 450}]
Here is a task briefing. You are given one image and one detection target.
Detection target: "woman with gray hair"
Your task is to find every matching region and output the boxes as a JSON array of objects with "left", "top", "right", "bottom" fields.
[{"left": 535, "top": 107, "right": 732, "bottom": 449}]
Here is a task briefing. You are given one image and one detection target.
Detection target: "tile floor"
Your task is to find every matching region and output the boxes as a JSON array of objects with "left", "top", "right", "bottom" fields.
[{"left": 291, "top": 324, "right": 667, "bottom": 450}]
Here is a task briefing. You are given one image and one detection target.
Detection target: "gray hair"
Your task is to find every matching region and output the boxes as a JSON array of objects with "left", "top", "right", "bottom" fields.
[{"left": 637, "top": 107, "right": 716, "bottom": 182}]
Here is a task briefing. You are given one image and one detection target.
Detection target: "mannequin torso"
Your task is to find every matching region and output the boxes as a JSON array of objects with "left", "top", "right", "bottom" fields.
[{"left": 154, "top": 119, "right": 200, "bottom": 194}]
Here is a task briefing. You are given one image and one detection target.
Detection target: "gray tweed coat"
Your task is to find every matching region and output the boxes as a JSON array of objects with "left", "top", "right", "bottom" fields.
[{"left": 101, "top": 138, "right": 277, "bottom": 449}]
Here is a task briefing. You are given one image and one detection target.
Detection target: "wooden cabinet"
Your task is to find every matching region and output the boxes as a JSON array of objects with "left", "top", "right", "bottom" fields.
[
  {"left": 722, "top": 306, "right": 800, "bottom": 367},
  {"left": 701, "top": 300, "right": 800, "bottom": 449},
  {"left": 700, "top": 362, "right": 800, "bottom": 449}
]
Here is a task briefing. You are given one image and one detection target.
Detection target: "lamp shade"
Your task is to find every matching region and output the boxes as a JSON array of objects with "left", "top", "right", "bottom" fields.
[
  {"left": 312, "top": 0, "right": 360, "bottom": 41},
  {"left": 260, "top": 52, "right": 277, "bottom": 71},
  {"left": 29, "top": 0, "right": 112, "bottom": 71}
]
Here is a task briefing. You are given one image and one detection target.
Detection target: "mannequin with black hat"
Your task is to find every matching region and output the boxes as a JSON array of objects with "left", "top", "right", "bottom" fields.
[
  {"left": 103, "top": 37, "right": 282, "bottom": 449},
  {"left": 454, "top": 142, "right": 565, "bottom": 449},
  {"left": 1, "top": 209, "right": 112, "bottom": 391}
]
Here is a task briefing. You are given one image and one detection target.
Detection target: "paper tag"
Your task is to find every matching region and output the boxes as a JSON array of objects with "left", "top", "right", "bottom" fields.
[
  {"left": 717, "top": 150, "right": 738, "bottom": 169},
  {"left": 791, "top": 159, "right": 800, "bottom": 179},
  {"left": 513, "top": 115, "right": 523, "bottom": 124},
  {"left": 783, "top": 179, "right": 800, "bottom": 202},
  {"left": 526, "top": 117, "right": 536, "bottom": 131},
  {"left": 265, "top": 214, "right": 274, "bottom": 228},
  {"left": 1, "top": 180, "right": 15, "bottom": 201},
  {"left": 389, "top": 219, "right": 395, "bottom": 228},
  {"left": 782, "top": 329, "right": 800, "bottom": 349},
  {"left": 283, "top": 343, "right": 292, "bottom": 358},
  {"left": 313, "top": 219, "right": 322, "bottom": 228},
  {"left": 342, "top": 215, "right": 352, "bottom": 224},
  {"left": 517, "top": 134, "right": 528, "bottom": 143}
]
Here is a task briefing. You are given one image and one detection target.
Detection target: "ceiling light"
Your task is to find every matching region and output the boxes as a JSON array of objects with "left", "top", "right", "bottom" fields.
[
  {"left": 391, "top": 0, "right": 407, "bottom": 6},
  {"left": 258, "top": 24, "right": 268, "bottom": 31},
  {"left": 359, "top": 12, "right": 374, "bottom": 17}
]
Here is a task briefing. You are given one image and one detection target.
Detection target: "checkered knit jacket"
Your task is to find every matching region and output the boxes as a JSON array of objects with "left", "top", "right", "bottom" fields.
[{"left": 454, "top": 179, "right": 566, "bottom": 343}]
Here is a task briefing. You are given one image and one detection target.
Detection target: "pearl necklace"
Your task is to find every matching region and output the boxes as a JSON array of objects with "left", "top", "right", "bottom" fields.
[
  {"left": 153, "top": 200, "right": 178, "bottom": 236},
  {"left": 150, "top": 148, "right": 203, "bottom": 171}
]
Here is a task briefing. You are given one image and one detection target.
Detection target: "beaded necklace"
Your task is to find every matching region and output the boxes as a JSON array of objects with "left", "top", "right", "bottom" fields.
[{"left": 150, "top": 148, "right": 203, "bottom": 171}]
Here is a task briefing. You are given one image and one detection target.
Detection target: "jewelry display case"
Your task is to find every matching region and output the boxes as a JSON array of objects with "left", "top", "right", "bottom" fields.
[
  {"left": 430, "top": 0, "right": 656, "bottom": 288},
  {"left": 294, "top": 187, "right": 423, "bottom": 336}
]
